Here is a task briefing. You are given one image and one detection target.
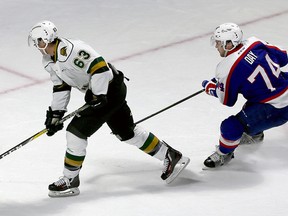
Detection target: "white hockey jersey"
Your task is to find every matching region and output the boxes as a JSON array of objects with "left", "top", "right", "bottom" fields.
[{"left": 42, "top": 38, "right": 113, "bottom": 111}]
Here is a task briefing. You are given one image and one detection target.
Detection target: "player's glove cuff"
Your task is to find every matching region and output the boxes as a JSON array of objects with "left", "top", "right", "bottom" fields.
[
  {"left": 45, "top": 107, "right": 65, "bottom": 136},
  {"left": 202, "top": 79, "right": 218, "bottom": 97},
  {"left": 85, "top": 89, "right": 107, "bottom": 109}
]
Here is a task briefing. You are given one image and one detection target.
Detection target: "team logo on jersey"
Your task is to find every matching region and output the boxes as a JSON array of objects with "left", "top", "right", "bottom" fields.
[
  {"left": 217, "top": 82, "right": 225, "bottom": 92},
  {"left": 60, "top": 47, "right": 67, "bottom": 56}
]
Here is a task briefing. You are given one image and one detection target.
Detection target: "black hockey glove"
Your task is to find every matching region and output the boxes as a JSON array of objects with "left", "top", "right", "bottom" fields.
[
  {"left": 45, "top": 107, "right": 65, "bottom": 136},
  {"left": 85, "top": 89, "right": 107, "bottom": 109}
]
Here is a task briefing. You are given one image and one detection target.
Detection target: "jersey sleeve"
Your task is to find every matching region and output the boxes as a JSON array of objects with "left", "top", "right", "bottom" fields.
[
  {"left": 43, "top": 57, "right": 71, "bottom": 111},
  {"left": 87, "top": 56, "right": 113, "bottom": 95},
  {"left": 266, "top": 43, "right": 288, "bottom": 67},
  {"left": 215, "top": 60, "right": 242, "bottom": 107}
]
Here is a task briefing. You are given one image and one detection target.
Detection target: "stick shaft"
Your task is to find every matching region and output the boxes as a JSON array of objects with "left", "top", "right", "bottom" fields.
[
  {"left": 135, "top": 89, "right": 204, "bottom": 124},
  {"left": 0, "top": 104, "right": 89, "bottom": 160},
  {"left": 1, "top": 88, "right": 203, "bottom": 159}
]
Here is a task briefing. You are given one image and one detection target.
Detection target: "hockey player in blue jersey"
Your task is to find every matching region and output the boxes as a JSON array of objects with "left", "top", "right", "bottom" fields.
[{"left": 202, "top": 23, "right": 288, "bottom": 168}]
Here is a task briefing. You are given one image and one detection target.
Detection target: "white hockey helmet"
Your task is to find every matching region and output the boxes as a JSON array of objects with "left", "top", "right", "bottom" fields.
[
  {"left": 28, "top": 20, "right": 58, "bottom": 49},
  {"left": 211, "top": 23, "right": 243, "bottom": 51}
]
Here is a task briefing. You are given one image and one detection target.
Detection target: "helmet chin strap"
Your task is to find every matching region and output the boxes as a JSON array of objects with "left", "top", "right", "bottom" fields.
[
  {"left": 39, "top": 48, "right": 48, "bottom": 55},
  {"left": 37, "top": 42, "right": 48, "bottom": 55},
  {"left": 222, "top": 41, "right": 236, "bottom": 57}
]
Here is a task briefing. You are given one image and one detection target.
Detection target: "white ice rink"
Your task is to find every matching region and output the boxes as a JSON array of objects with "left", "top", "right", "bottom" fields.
[{"left": 1, "top": 0, "right": 288, "bottom": 215}]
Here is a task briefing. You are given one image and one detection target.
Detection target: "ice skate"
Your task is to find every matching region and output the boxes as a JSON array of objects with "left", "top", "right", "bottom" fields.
[
  {"left": 239, "top": 132, "right": 264, "bottom": 145},
  {"left": 203, "top": 148, "right": 234, "bottom": 169},
  {"left": 161, "top": 142, "right": 190, "bottom": 184},
  {"left": 48, "top": 175, "right": 80, "bottom": 197}
]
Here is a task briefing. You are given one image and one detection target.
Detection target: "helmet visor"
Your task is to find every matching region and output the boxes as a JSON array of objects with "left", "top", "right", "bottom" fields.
[
  {"left": 28, "top": 25, "right": 48, "bottom": 49},
  {"left": 28, "top": 35, "right": 48, "bottom": 50},
  {"left": 210, "top": 35, "right": 216, "bottom": 47},
  {"left": 28, "top": 35, "right": 38, "bottom": 47}
]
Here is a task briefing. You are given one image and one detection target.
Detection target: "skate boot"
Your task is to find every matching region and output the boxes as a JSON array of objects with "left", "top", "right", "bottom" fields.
[
  {"left": 239, "top": 132, "right": 264, "bottom": 145},
  {"left": 48, "top": 175, "right": 80, "bottom": 197},
  {"left": 161, "top": 142, "right": 190, "bottom": 184},
  {"left": 204, "top": 148, "right": 234, "bottom": 168}
]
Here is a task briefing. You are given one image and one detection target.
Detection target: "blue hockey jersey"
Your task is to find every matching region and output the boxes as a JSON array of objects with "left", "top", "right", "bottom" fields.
[{"left": 215, "top": 37, "right": 288, "bottom": 108}]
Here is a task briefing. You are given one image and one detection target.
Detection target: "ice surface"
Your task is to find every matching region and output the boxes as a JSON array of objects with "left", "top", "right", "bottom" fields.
[{"left": 1, "top": 1, "right": 288, "bottom": 215}]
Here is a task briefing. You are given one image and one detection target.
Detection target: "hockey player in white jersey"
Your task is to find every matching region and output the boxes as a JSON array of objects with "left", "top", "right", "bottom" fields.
[{"left": 27, "top": 21, "right": 189, "bottom": 197}]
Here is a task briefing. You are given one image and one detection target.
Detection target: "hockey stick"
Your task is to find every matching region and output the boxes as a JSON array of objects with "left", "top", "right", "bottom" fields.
[
  {"left": 135, "top": 89, "right": 205, "bottom": 124},
  {"left": 0, "top": 104, "right": 90, "bottom": 160},
  {"left": 0, "top": 89, "right": 203, "bottom": 159}
]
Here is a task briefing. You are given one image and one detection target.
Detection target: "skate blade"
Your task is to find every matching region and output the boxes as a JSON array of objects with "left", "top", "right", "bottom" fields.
[
  {"left": 48, "top": 187, "right": 80, "bottom": 198},
  {"left": 202, "top": 163, "right": 232, "bottom": 171},
  {"left": 166, "top": 156, "right": 190, "bottom": 184},
  {"left": 202, "top": 166, "right": 216, "bottom": 171}
]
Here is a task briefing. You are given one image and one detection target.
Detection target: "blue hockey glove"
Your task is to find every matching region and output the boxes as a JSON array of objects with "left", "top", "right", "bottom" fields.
[
  {"left": 45, "top": 107, "right": 65, "bottom": 136},
  {"left": 202, "top": 78, "right": 218, "bottom": 97}
]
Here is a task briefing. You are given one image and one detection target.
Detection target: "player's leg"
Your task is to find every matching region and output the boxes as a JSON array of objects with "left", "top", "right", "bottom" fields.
[
  {"left": 237, "top": 102, "right": 288, "bottom": 136},
  {"left": 204, "top": 115, "right": 243, "bottom": 168},
  {"left": 48, "top": 109, "right": 106, "bottom": 197},
  {"left": 204, "top": 102, "right": 288, "bottom": 168},
  {"left": 107, "top": 102, "right": 190, "bottom": 183}
]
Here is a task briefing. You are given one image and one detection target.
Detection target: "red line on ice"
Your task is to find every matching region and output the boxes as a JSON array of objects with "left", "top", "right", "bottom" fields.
[{"left": 1, "top": 9, "right": 288, "bottom": 95}]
